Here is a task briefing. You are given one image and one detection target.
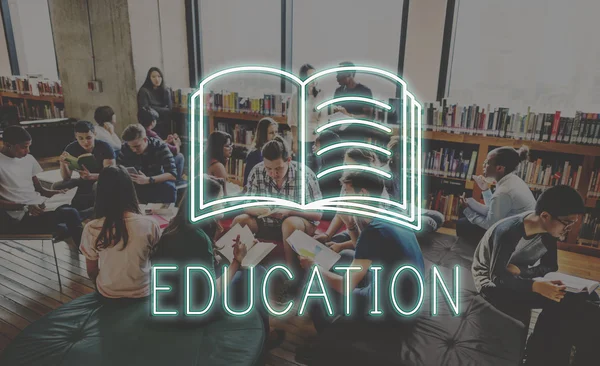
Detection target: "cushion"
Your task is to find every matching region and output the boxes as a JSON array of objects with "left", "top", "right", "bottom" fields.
[
  {"left": 0, "top": 293, "right": 265, "bottom": 366},
  {"left": 311, "top": 232, "right": 525, "bottom": 366}
]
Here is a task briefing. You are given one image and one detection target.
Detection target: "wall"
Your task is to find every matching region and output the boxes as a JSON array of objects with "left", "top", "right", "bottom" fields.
[
  {"left": 403, "top": 0, "right": 448, "bottom": 103},
  {"left": 8, "top": 0, "right": 58, "bottom": 79},
  {"left": 128, "top": 0, "right": 189, "bottom": 89},
  {"left": 0, "top": 11, "right": 11, "bottom": 75},
  {"left": 48, "top": 0, "right": 137, "bottom": 131}
]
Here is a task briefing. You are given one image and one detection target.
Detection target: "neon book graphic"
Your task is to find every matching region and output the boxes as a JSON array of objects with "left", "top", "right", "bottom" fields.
[{"left": 189, "top": 65, "right": 423, "bottom": 230}]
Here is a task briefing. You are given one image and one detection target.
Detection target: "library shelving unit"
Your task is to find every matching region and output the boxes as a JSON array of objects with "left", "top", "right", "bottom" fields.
[
  {"left": 171, "top": 107, "right": 287, "bottom": 187},
  {"left": 419, "top": 129, "right": 600, "bottom": 257},
  {"left": 0, "top": 91, "right": 65, "bottom": 121}
]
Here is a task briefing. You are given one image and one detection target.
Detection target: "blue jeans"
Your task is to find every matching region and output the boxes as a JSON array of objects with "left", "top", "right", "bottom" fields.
[
  {"left": 174, "top": 153, "right": 184, "bottom": 181},
  {"left": 135, "top": 181, "right": 177, "bottom": 204}
]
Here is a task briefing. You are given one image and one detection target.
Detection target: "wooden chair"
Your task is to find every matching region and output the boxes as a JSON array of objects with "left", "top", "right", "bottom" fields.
[{"left": 0, "top": 233, "right": 63, "bottom": 293}]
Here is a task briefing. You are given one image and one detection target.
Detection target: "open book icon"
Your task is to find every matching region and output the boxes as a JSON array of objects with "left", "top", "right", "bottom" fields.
[{"left": 190, "top": 65, "right": 422, "bottom": 231}]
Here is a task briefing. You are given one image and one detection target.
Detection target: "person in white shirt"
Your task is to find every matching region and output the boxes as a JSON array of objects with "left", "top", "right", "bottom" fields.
[
  {"left": 288, "top": 64, "right": 325, "bottom": 170},
  {"left": 93, "top": 106, "right": 122, "bottom": 152},
  {"left": 80, "top": 165, "right": 161, "bottom": 298},
  {"left": 457, "top": 145, "right": 536, "bottom": 244},
  {"left": 0, "top": 126, "right": 83, "bottom": 245}
]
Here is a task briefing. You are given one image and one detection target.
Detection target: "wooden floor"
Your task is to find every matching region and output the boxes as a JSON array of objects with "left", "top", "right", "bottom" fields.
[{"left": 1, "top": 234, "right": 599, "bottom": 364}]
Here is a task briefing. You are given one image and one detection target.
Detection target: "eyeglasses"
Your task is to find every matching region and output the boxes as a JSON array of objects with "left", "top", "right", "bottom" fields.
[{"left": 554, "top": 217, "right": 578, "bottom": 228}]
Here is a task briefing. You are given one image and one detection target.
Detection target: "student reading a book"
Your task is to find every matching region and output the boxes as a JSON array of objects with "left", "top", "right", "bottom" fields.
[
  {"left": 151, "top": 175, "right": 285, "bottom": 348},
  {"left": 93, "top": 106, "right": 122, "bottom": 152},
  {"left": 118, "top": 124, "right": 177, "bottom": 204},
  {"left": 57, "top": 121, "right": 116, "bottom": 211},
  {"left": 295, "top": 170, "right": 425, "bottom": 363},
  {"left": 243, "top": 117, "right": 278, "bottom": 187},
  {"left": 232, "top": 136, "right": 322, "bottom": 269},
  {"left": 0, "top": 126, "right": 83, "bottom": 246},
  {"left": 458, "top": 145, "right": 535, "bottom": 245},
  {"left": 137, "top": 67, "right": 173, "bottom": 138},
  {"left": 472, "top": 185, "right": 599, "bottom": 366},
  {"left": 288, "top": 64, "right": 325, "bottom": 168},
  {"left": 80, "top": 166, "right": 161, "bottom": 298},
  {"left": 138, "top": 106, "right": 184, "bottom": 183},
  {"left": 205, "top": 131, "right": 233, "bottom": 184},
  {"left": 386, "top": 136, "right": 445, "bottom": 233}
]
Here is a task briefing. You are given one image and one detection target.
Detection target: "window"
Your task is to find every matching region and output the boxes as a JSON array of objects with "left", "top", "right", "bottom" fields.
[{"left": 447, "top": 0, "right": 600, "bottom": 116}]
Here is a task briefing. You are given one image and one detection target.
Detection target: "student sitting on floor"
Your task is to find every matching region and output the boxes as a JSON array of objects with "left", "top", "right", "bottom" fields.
[
  {"left": 243, "top": 117, "right": 278, "bottom": 188},
  {"left": 93, "top": 106, "right": 122, "bottom": 153},
  {"left": 137, "top": 106, "right": 184, "bottom": 184},
  {"left": 118, "top": 124, "right": 177, "bottom": 203},
  {"left": 295, "top": 170, "right": 425, "bottom": 363},
  {"left": 206, "top": 131, "right": 233, "bottom": 181},
  {"left": 151, "top": 175, "right": 284, "bottom": 348},
  {"left": 313, "top": 148, "right": 379, "bottom": 253},
  {"left": 472, "top": 185, "right": 599, "bottom": 366},
  {"left": 0, "top": 126, "right": 83, "bottom": 246},
  {"left": 458, "top": 145, "right": 535, "bottom": 245},
  {"left": 232, "top": 136, "right": 322, "bottom": 271},
  {"left": 57, "top": 120, "right": 116, "bottom": 211},
  {"left": 80, "top": 165, "right": 161, "bottom": 298},
  {"left": 386, "top": 136, "right": 445, "bottom": 233}
]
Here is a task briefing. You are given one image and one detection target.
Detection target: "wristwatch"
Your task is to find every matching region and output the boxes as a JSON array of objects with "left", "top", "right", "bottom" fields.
[{"left": 149, "top": 176, "right": 155, "bottom": 184}]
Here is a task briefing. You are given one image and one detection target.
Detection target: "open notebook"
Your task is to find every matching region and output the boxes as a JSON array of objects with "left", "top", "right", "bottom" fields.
[
  {"left": 43, "top": 187, "right": 78, "bottom": 212},
  {"left": 286, "top": 230, "right": 341, "bottom": 271},
  {"left": 534, "top": 272, "right": 600, "bottom": 294},
  {"left": 215, "top": 224, "right": 276, "bottom": 268}
]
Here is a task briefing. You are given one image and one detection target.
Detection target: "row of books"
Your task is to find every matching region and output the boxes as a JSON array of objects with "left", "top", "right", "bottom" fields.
[
  {"left": 514, "top": 159, "right": 582, "bottom": 190},
  {"left": 172, "top": 88, "right": 290, "bottom": 117},
  {"left": 216, "top": 122, "right": 255, "bottom": 146},
  {"left": 0, "top": 75, "right": 63, "bottom": 96},
  {"left": 585, "top": 170, "right": 600, "bottom": 198},
  {"left": 423, "top": 149, "right": 478, "bottom": 180},
  {"left": 227, "top": 157, "right": 247, "bottom": 184},
  {"left": 8, "top": 102, "right": 65, "bottom": 121},
  {"left": 424, "top": 102, "right": 600, "bottom": 145},
  {"left": 424, "top": 191, "right": 462, "bottom": 222},
  {"left": 578, "top": 213, "right": 600, "bottom": 248}
]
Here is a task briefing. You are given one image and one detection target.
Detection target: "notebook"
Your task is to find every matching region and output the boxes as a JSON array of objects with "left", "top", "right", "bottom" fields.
[
  {"left": 286, "top": 230, "right": 341, "bottom": 271},
  {"left": 534, "top": 272, "right": 600, "bottom": 294},
  {"left": 215, "top": 224, "right": 276, "bottom": 268}
]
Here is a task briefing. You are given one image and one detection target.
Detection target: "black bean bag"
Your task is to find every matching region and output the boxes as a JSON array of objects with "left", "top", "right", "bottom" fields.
[{"left": 0, "top": 293, "right": 265, "bottom": 366}]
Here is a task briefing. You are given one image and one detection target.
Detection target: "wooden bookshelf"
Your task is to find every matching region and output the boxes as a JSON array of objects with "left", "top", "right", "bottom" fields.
[
  {"left": 420, "top": 129, "right": 600, "bottom": 256},
  {"left": 0, "top": 91, "right": 65, "bottom": 121}
]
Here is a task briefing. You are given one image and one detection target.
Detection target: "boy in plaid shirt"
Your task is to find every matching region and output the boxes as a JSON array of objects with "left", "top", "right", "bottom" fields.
[{"left": 232, "top": 136, "right": 322, "bottom": 271}]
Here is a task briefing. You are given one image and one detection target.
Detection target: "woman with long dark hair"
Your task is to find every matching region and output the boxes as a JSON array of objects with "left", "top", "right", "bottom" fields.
[
  {"left": 137, "top": 67, "right": 173, "bottom": 138},
  {"left": 79, "top": 165, "right": 161, "bottom": 298},
  {"left": 243, "top": 118, "right": 278, "bottom": 187},
  {"left": 152, "top": 175, "right": 285, "bottom": 348},
  {"left": 206, "top": 131, "right": 233, "bottom": 181}
]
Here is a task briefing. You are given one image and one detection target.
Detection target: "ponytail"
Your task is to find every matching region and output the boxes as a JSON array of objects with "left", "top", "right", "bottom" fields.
[{"left": 492, "top": 145, "right": 529, "bottom": 174}]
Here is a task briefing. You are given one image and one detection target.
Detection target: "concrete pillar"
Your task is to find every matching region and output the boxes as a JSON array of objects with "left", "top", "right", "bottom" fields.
[{"left": 48, "top": 0, "right": 137, "bottom": 133}]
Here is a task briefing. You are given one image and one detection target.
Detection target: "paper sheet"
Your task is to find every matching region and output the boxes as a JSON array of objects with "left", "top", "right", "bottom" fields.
[
  {"left": 43, "top": 187, "right": 78, "bottom": 212},
  {"left": 286, "top": 230, "right": 341, "bottom": 270}
]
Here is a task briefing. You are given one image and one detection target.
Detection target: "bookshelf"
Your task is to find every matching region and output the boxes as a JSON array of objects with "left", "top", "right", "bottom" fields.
[
  {"left": 0, "top": 76, "right": 64, "bottom": 121},
  {"left": 415, "top": 129, "right": 600, "bottom": 256}
]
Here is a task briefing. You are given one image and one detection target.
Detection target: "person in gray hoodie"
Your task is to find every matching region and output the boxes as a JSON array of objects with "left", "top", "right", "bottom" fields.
[{"left": 472, "top": 185, "right": 599, "bottom": 366}]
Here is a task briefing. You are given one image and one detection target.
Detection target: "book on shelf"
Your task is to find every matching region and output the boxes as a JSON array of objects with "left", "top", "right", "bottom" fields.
[
  {"left": 227, "top": 157, "right": 246, "bottom": 184},
  {"left": 215, "top": 223, "right": 276, "bottom": 268},
  {"left": 423, "top": 148, "right": 477, "bottom": 180},
  {"left": 0, "top": 75, "right": 62, "bottom": 96},
  {"left": 216, "top": 122, "right": 254, "bottom": 145},
  {"left": 578, "top": 213, "right": 600, "bottom": 248},
  {"left": 424, "top": 190, "right": 463, "bottom": 222},
  {"left": 514, "top": 157, "right": 581, "bottom": 190},
  {"left": 424, "top": 101, "right": 600, "bottom": 146},
  {"left": 534, "top": 272, "right": 599, "bottom": 294},
  {"left": 171, "top": 88, "right": 290, "bottom": 117}
]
